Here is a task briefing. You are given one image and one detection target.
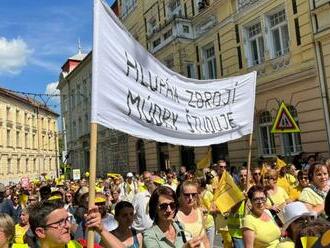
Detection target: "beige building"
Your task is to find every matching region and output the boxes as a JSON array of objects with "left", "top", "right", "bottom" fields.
[
  {"left": 0, "top": 88, "right": 59, "bottom": 184},
  {"left": 59, "top": 0, "right": 330, "bottom": 176}
]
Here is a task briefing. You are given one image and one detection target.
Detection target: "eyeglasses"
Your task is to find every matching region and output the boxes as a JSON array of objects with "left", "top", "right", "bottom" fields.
[
  {"left": 252, "top": 197, "right": 266, "bottom": 203},
  {"left": 183, "top": 192, "right": 198, "bottom": 198},
  {"left": 44, "top": 216, "right": 72, "bottom": 229},
  {"left": 254, "top": 172, "right": 261, "bottom": 176},
  {"left": 158, "top": 202, "right": 176, "bottom": 211}
]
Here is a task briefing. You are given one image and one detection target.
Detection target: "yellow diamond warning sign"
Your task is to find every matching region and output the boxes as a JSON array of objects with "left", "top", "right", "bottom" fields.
[{"left": 271, "top": 102, "right": 301, "bottom": 133}]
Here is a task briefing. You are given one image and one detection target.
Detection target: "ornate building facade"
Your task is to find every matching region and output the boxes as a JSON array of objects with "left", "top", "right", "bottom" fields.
[
  {"left": 0, "top": 88, "right": 59, "bottom": 184},
  {"left": 59, "top": 0, "right": 330, "bottom": 176}
]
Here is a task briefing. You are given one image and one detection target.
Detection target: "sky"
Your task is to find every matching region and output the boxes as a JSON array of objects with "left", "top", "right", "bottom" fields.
[{"left": 0, "top": 0, "right": 113, "bottom": 112}]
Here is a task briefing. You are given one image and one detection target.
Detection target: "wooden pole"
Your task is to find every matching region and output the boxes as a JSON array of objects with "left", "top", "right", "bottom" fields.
[
  {"left": 246, "top": 132, "right": 253, "bottom": 192},
  {"left": 87, "top": 123, "right": 98, "bottom": 248}
]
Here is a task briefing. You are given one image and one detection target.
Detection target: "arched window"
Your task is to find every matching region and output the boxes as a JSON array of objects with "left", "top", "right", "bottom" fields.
[
  {"left": 258, "top": 111, "right": 275, "bottom": 155},
  {"left": 281, "top": 105, "right": 302, "bottom": 155}
]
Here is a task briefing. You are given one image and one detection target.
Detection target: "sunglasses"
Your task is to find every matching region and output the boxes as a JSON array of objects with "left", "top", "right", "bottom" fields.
[
  {"left": 254, "top": 172, "right": 261, "bottom": 175},
  {"left": 158, "top": 202, "right": 176, "bottom": 211},
  {"left": 252, "top": 197, "right": 266, "bottom": 203},
  {"left": 183, "top": 192, "right": 198, "bottom": 198}
]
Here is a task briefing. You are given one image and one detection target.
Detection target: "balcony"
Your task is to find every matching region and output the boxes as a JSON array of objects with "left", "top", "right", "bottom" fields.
[
  {"left": 16, "top": 122, "right": 23, "bottom": 129},
  {"left": 0, "top": 117, "right": 3, "bottom": 126},
  {"left": 238, "top": 0, "right": 260, "bottom": 10},
  {"left": 194, "top": 15, "right": 217, "bottom": 38},
  {"left": 24, "top": 124, "right": 30, "bottom": 131},
  {"left": 6, "top": 120, "right": 14, "bottom": 128},
  {"left": 313, "top": 0, "right": 329, "bottom": 8},
  {"left": 42, "top": 128, "right": 47, "bottom": 134}
]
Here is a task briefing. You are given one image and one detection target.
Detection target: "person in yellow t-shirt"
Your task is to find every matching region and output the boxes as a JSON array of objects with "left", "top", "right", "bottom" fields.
[
  {"left": 264, "top": 170, "right": 290, "bottom": 212},
  {"left": 14, "top": 208, "right": 29, "bottom": 244},
  {"left": 198, "top": 178, "right": 215, "bottom": 247},
  {"left": 242, "top": 185, "right": 281, "bottom": 248}
]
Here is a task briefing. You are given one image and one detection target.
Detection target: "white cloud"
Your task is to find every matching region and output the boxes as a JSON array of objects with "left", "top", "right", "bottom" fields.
[
  {"left": 45, "top": 81, "right": 60, "bottom": 103},
  {"left": 0, "top": 37, "right": 32, "bottom": 74}
]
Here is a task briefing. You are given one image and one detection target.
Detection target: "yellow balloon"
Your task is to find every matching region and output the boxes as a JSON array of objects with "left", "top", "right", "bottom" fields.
[{"left": 85, "top": 172, "right": 90, "bottom": 177}]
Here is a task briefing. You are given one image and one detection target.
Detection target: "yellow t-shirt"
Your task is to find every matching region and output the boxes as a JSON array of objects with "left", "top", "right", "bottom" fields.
[
  {"left": 299, "top": 187, "right": 324, "bottom": 206},
  {"left": 177, "top": 209, "right": 206, "bottom": 248},
  {"left": 266, "top": 186, "right": 289, "bottom": 207},
  {"left": 242, "top": 211, "right": 281, "bottom": 248},
  {"left": 200, "top": 190, "right": 215, "bottom": 229},
  {"left": 276, "top": 177, "right": 291, "bottom": 195},
  {"left": 14, "top": 224, "right": 28, "bottom": 244},
  {"left": 276, "top": 239, "right": 295, "bottom": 248}
]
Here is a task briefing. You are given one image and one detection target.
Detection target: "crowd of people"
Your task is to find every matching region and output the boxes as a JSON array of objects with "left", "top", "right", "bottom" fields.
[{"left": 0, "top": 155, "right": 329, "bottom": 248}]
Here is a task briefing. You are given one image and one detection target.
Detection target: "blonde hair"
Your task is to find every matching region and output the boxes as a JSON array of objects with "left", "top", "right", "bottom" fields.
[
  {"left": 177, "top": 180, "right": 200, "bottom": 208},
  {"left": 0, "top": 213, "right": 15, "bottom": 243}
]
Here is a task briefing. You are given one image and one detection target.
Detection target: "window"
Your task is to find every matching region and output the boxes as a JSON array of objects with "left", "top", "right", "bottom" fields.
[
  {"left": 7, "top": 130, "right": 11, "bottom": 147},
  {"left": 164, "top": 29, "right": 173, "bottom": 40},
  {"left": 268, "top": 9, "right": 289, "bottom": 58},
  {"left": 24, "top": 113, "right": 28, "bottom": 125},
  {"left": 246, "top": 22, "right": 265, "bottom": 66},
  {"left": 186, "top": 64, "right": 195, "bottom": 78},
  {"left": 17, "top": 158, "right": 21, "bottom": 173},
  {"left": 121, "top": 0, "right": 136, "bottom": 17},
  {"left": 32, "top": 133, "right": 36, "bottom": 149},
  {"left": 281, "top": 106, "right": 302, "bottom": 155},
  {"left": 153, "top": 38, "right": 161, "bottom": 48},
  {"left": 63, "top": 95, "right": 68, "bottom": 112},
  {"left": 16, "top": 131, "right": 20, "bottom": 147},
  {"left": 7, "top": 158, "right": 11, "bottom": 174},
  {"left": 258, "top": 111, "right": 275, "bottom": 155},
  {"left": 202, "top": 45, "right": 217, "bottom": 79},
  {"left": 183, "top": 25, "right": 190, "bottom": 33},
  {"left": 71, "top": 89, "right": 75, "bottom": 109},
  {"left": 25, "top": 133, "right": 29, "bottom": 149},
  {"left": 77, "top": 84, "right": 81, "bottom": 105},
  {"left": 26, "top": 158, "right": 29, "bottom": 172},
  {"left": 16, "top": 110, "right": 20, "bottom": 122},
  {"left": 33, "top": 158, "right": 37, "bottom": 172}
]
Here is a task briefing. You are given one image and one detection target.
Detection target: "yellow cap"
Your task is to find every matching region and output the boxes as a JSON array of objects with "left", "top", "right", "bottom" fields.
[
  {"left": 48, "top": 195, "right": 62, "bottom": 201},
  {"left": 153, "top": 176, "right": 165, "bottom": 185},
  {"left": 107, "top": 173, "right": 121, "bottom": 178},
  {"left": 95, "top": 197, "right": 106, "bottom": 204}
]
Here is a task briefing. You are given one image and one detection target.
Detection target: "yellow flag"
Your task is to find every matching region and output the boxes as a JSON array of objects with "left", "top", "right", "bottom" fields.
[
  {"left": 300, "top": 236, "right": 318, "bottom": 248},
  {"left": 275, "top": 157, "right": 287, "bottom": 170},
  {"left": 214, "top": 171, "right": 244, "bottom": 214},
  {"left": 197, "top": 149, "right": 211, "bottom": 169}
]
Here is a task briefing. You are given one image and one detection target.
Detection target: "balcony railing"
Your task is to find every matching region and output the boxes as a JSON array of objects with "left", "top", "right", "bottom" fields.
[{"left": 6, "top": 120, "right": 14, "bottom": 127}]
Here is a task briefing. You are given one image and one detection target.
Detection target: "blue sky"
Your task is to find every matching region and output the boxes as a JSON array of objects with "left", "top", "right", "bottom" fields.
[{"left": 0, "top": 0, "right": 113, "bottom": 112}]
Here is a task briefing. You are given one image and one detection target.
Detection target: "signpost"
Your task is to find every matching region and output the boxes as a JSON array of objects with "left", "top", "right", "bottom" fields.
[{"left": 271, "top": 101, "right": 301, "bottom": 133}]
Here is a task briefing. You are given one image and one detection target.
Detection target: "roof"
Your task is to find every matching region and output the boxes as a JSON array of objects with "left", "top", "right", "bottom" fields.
[
  {"left": 0, "top": 87, "right": 59, "bottom": 117},
  {"left": 69, "top": 52, "right": 87, "bottom": 61}
]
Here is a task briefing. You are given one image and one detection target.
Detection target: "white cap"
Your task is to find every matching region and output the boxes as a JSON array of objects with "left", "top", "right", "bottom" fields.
[
  {"left": 126, "top": 172, "right": 134, "bottom": 178},
  {"left": 282, "top": 201, "right": 317, "bottom": 231}
]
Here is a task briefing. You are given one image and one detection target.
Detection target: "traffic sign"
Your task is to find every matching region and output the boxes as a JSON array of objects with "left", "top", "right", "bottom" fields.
[{"left": 271, "top": 102, "right": 301, "bottom": 133}]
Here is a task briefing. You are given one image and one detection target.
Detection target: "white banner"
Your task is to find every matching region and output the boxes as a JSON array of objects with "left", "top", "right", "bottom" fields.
[{"left": 91, "top": 0, "right": 257, "bottom": 147}]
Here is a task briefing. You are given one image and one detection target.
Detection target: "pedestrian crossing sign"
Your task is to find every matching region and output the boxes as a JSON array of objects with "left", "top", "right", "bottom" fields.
[{"left": 271, "top": 101, "right": 301, "bottom": 133}]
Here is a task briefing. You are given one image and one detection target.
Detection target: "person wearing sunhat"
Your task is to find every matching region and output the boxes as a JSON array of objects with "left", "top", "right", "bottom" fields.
[
  {"left": 276, "top": 201, "right": 317, "bottom": 248},
  {"left": 121, "top": 172, "right": 138, "bottom": 203},
  {"left": 94, "top": 192, "right": 118, "bottom": 243}
]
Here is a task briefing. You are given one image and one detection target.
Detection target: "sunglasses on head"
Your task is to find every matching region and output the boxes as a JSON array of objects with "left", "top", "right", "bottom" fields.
[{"left": 158, "top": 202, "right": 176, "bottom": 211}]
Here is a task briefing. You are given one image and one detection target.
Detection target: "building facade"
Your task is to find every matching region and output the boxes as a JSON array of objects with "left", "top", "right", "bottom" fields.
[
  {"left": 59, "top": 0, "right": 330, "bottom": 176},
  {"left": 0, "top": 88, "right": 59, "bottom": 184}
]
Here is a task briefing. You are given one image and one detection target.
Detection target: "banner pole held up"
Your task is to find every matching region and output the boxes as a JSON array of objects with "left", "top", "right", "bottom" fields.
[
  {"left": 87, "top": 123, "right": 98, "bottom": 248},
  {"left": 246, "top": 133, "right": 253, "bottom": 192}
]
